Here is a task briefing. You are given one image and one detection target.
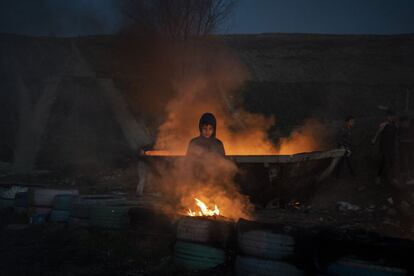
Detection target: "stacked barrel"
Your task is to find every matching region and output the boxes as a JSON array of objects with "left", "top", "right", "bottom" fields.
[
  {"left": 1, "top": 185, "right": 165, "bottom": 230},
  {"left": 234, "top": 219, "right": 305, "bottom": 275},
  {"left": 174, "top": 216, "right": 234, "bottom": 271}
]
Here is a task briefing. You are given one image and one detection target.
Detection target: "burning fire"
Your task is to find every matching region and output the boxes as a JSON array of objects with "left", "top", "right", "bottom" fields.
[
  {"left": 187, "top": 198, "right": 220, "bottom": 217},
  {"left": 146, "top": 117, "right": 322, "bottom": 156}
]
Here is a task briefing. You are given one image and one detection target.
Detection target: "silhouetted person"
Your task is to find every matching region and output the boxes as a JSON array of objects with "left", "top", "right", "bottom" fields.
[
  {"left": 372, "top": 110, "right": 398, "bottom": 184},
  {"left": 336, "top": 116, "right": 356, "bottom": 178}
]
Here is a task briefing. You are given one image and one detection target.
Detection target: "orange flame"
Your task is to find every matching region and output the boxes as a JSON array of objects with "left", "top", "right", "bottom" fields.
[
  {"left": 187, "top": 198, "right": 220, "bottom": 217},
  {"left": 147, "top": 118, "right": 323, "bottom": 156}
]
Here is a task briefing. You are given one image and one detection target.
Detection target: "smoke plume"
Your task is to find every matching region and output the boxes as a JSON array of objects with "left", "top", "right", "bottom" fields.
[{"left": 138, "top": 36, "right": 325, "bottom": 219}]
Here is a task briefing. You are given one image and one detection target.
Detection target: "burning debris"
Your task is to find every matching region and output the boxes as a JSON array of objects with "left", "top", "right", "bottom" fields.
[
  {"left": 142, "top": 151, "right": 253, "bottom": 221},
  {"left": 187, "top": 198, "right": 220, "bottom": 217}
]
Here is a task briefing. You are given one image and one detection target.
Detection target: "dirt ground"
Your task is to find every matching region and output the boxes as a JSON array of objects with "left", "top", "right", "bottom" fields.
[{"left": 1, "top": 164, "right": 414, "bottom": 275}]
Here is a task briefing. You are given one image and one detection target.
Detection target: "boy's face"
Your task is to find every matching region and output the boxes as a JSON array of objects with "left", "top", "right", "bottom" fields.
[
  {"left": 347, "top": 119, "right": 354, "bottom": 128},
  {"left": 201, "top": 124, "right": 214, "bottom": 138}
]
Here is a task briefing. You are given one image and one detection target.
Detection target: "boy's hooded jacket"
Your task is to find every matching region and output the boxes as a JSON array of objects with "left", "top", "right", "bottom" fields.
[{"left": 186, "top": 113, "right": 225, "bottom": 156}]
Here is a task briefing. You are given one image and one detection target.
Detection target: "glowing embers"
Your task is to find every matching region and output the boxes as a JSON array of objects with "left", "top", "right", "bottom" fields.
[
  {"left": 144, "top": 150, "right": 185, "bottom": 156},
  {"left": 187, "top": 198, "right": 220, "bottom": 217}
]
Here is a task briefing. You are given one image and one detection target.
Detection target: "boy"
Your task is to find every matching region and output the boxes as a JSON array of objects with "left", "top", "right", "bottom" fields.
[{"left": 186, "top": 113, "right": 225, "bottom": 157}]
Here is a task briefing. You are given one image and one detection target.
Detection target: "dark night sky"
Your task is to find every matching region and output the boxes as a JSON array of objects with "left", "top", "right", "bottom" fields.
[{"left": 0, "top": 0, "right": 413, "bottom": 36}]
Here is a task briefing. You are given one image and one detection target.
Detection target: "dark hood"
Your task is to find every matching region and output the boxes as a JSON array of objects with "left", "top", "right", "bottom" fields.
[{"left": 199, "top": 113, "right": 217, "bottom": 137}]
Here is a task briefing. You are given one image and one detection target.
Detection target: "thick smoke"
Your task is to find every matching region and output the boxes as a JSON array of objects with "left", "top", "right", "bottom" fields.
[
  {"left": 149, "top": 150, "right": 253, "bottom": 220},
  {"left": 277, "top": 119, "right": 328, "bottom": 154},
  {"left": 140, "top": 38, "right": 255, "bottom": 219},
  {"left": 151, "top": 38, "right": 280, "bottom": 155},
  {"left": 150, "top": 38, "right": 324, "bottom": 155},
  {"left": 138, "top": 37, "right": 325, "bottom": 219}
]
